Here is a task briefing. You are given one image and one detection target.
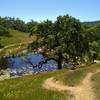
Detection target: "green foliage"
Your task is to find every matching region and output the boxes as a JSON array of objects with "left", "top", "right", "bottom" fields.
[
  {"left": 0, "top": 44, "right": 3, "bottom": 48},
  {"left": 30, "top": 15, "right": 88, "bottom": 68},
  {"left": 0, "top": 17, "right": 29, "bottom": 32},
  {"left": 85, "top": 24, "right": 100, "bottom": 62},
  {"left": 13, "top": 18, "right": 28, "bottom": 32},
  {"left": 0, "top": 25, "right": 9, "bottom": 36},
  {"left": 27, "top": 20, "right": 38, "bottom": 34},
  {"left": 0, "top": 57, "right": 9, "bottom": 69},
  {"left": 89, "top": 41, "right": 100, "bottom": 54},
  {"left": 0, "top": 14, "right": 100, "bottom": 68},
  {"left": 86, "top": 24, "right": 100, "bottom": 42},
  {"left": 30, "top": 19, "right": 53, "bottom": 36}
]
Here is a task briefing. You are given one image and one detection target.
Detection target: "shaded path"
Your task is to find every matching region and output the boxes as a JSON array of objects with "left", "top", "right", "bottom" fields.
[{"left": 43, "top": 71, "right": 100, "bottom": 100}]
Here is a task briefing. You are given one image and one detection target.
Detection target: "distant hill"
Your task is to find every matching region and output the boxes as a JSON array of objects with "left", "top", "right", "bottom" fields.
[{"left": 82, "top": 21, "right": 100, "bottom": 27}]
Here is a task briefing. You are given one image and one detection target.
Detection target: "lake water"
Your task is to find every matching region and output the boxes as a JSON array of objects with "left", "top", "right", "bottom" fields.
[
  {"left": 6, "top": 53, "right": 58, "bottom": 76},
  {"left": 3, "top": 53, "right": 72, "bottom": 77}
]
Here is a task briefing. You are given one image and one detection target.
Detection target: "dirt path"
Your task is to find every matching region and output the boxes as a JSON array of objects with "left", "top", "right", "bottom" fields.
[
  {"left": 0, "top": 41, "right": 33, "bottom": 56},
  {"left": 0, "top": 41, "right": 32, "bottom": 52},
  {"left": 43, "top": 71, "right": 100, "bottom": 100}
]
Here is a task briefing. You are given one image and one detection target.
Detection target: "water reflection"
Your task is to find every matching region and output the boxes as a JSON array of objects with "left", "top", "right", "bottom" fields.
[{"left": 7, "top": 53, "right": 58, "bottom": 76}]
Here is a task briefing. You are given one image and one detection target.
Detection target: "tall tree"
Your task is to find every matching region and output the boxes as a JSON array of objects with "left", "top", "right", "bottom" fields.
[{"left": 30, "top": 15, "right": 88, "bottom": 69}]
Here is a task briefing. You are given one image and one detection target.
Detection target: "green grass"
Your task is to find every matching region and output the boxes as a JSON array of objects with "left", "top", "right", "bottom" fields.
[
  {"left": 0, "top": 70, "right": 73, "bottom": 100},
  {"left": 55, "top": 69, "right": 87, "bottom": 86},
  {"left": 0, "top": 43, "right": 28, "bottom": 56},
  {"left": 0, "top": 64, "right": 100, "bottom": 100},
  {"left": 92, "top": 72, "right": 100, "bottom": 100},
  {"left": 0, "top": 29, "right": 37, "bottom": 56},
  {"left": 0, "top": 29, "right": 36, "bottom": 47},
  {"left": 55, "top": 64, "right": 100, "bottom": 86}
]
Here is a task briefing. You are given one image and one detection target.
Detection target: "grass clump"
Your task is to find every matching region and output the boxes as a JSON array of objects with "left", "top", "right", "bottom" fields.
[
  {"left": 92, "top": 72, "right": 100, "bottom": 100},
  {"left": 55, "top": 68, "right": 87, "bottom": 86},
  {"left": 55, "top": 63, "right": 100, "bottom": 86}
]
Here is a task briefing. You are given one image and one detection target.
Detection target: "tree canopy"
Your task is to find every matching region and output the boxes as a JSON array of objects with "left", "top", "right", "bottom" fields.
[
  {"left": 0, "top": 16, "right": 29, "bottom": 32},
  {"left": 30, "top": 15, "right": 89, "bottom": 69},
  {"left": 0, "top": 15, "right": 100, "bottom": 70}
]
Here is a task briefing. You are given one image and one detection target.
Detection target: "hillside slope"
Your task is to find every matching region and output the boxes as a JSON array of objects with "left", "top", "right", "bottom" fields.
[
  {"left": 0, "top": 29, "right": 36, "bottom": 47},
  {"left": 82, "top": 20, "right": 100, "bottom": 27}
]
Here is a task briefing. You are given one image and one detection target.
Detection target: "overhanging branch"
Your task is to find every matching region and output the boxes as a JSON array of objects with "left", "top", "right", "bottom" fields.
[{"left": 25, "top": 57, "right": 58, "bottom": 69}]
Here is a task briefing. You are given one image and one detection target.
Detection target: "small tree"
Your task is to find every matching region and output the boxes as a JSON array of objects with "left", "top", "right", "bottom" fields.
[
  {"left": 85, "top": 24, "right": 100, "bottom": 63},
  {"left": 89, "top": 41, "right": 100, "bottom": 63}
]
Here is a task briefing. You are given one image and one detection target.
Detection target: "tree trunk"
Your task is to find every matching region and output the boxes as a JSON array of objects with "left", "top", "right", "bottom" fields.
[
  {"left": 92, "top": 53, "right": 96, "bottom": 64},
  {"left": 57, "top": 52, "right": 62, "bottom": 70},
  {"left": 58, "top": 59, "right": 62, "bottom": 70}
]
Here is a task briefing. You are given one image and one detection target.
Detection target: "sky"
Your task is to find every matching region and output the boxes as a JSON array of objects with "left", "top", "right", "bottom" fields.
[{"left": 0, "top": 0, "right": 100, "bottom": 22}]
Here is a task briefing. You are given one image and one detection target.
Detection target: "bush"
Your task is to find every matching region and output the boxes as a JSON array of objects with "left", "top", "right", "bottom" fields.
[
  {"left": 0, "top": 25, "right": 9, "bottom": 36},
  {"left": 0, "top": 57, "right": 9, "bottom": 70}
]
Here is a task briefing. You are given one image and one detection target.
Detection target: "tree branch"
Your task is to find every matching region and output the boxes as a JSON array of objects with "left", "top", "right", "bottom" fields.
[{"left": 25, "top": 57, "right": 58, "bottom": 69}]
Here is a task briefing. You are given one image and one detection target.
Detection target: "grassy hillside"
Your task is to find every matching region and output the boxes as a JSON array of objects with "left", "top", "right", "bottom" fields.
[
  {"left": 0, "top": 70, "right": 69, "bottom": 100},
  {"left": 0, "top": 29, "right": 36, "bottom": 47},
  {"left": 0, "top": 64, "right": 99, "bottom": 100}
]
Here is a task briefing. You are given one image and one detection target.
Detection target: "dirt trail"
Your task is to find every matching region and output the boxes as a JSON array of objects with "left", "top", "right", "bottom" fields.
[
  {"left": 43, "top": 71, "right": 100, "bottom": 100},
  {"left": 0, "top": 41, "right": 32, "bottom": 51},
  {"left": 4, "top": 41, "right": 32, "bottom": 48}
]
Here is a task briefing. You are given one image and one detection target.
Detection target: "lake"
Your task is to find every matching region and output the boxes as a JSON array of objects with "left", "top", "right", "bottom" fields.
[{"left": 1, "top": 53, "right": 72, "bottom": 77}]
